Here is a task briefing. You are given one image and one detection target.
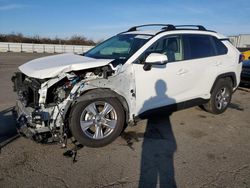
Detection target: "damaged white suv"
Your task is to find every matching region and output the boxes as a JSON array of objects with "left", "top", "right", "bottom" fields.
[{"left": 12, "top": 24, "right": 242, "bottom": 147}]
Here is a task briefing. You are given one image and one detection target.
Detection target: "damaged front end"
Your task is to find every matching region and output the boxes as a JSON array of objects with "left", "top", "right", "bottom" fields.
[{"left": 11, "top": 65, "right": 115, "bottom": 144}]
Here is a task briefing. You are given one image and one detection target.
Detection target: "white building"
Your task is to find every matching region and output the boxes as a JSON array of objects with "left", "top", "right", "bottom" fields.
[{"left": 229, "top": 34, "right": 250, "bottom": 48}]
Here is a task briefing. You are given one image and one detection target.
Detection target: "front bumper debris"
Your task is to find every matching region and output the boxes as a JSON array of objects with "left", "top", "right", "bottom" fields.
[{"left": 14, "top": 99, "right": 52, "bottom": 143}]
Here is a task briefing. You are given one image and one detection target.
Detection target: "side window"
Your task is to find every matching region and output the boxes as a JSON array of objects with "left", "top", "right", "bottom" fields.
[
  {"left": 137, "top": 35, "right": 184, "bottom": 63},
  {"left": 212, "top": 37, "right": 228, "bottom": 55},
  {"left": 183, "top": 34, "right": 216, "bottom": 60}
]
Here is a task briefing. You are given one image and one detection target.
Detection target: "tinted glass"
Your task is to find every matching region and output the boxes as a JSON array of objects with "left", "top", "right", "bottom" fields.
[
  {"left": 184, "top": 35, "right": 216, "bottom": 59},
  {"left": 213, "top": 37, "right": 228, "bottom": 55}
]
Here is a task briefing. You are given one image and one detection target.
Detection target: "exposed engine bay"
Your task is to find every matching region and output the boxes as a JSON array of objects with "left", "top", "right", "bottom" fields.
[{"left": 12, "top": 65, "right": 115, "bottom": 144}]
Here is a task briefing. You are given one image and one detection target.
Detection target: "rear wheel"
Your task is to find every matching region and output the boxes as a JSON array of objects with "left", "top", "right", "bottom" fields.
[
  {"left": 70, "top": 98, "right": 125, "bottom": 147},
  {"left": 202, "top": 78, "right": 233, "bottom": 114}
]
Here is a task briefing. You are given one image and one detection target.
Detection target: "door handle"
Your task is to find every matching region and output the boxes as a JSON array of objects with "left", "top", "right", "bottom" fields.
[{"left": 176, "top": 68, "right": 188, "bottom": 75}]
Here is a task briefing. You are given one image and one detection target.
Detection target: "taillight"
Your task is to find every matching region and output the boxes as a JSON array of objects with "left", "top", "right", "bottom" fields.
[{"left": 239, "top": 54, "right": 245, "bottom": 63}]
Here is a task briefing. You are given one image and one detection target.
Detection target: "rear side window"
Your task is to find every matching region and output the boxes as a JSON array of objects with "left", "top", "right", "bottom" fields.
[
  {"left": 183, "top": 34, "right": 216, "bottom": 60},
  {"left": 212, "top": 37, "right": 228, "bottom": 55}
]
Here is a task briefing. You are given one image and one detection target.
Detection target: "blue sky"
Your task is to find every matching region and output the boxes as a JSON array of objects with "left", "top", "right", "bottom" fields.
[{"left": 0, "top": 0, "right": 249, "bottom": 41}]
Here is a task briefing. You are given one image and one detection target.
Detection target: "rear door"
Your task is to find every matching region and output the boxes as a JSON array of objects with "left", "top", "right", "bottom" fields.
[{"left": 180, "top": 34, "right": 219, "bottom": 99}]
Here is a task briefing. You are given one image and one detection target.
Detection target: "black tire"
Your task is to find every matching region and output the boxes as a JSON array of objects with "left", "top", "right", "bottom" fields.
[
  {"left": 69, "top": 97, "right": 125, "bottom": 147},
  {"left": 202, "top": 78, "right": 233, "bottom": 114}
]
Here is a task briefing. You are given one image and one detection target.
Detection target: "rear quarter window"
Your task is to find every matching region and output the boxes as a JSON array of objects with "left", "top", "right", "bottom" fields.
[{"left": 212, "top": 37, "right": 228, "bottom": 55}]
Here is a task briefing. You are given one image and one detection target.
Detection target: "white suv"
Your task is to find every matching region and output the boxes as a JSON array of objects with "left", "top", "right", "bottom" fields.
[{"left": 12, "top": 24, "right": 242, "bottom": 147}]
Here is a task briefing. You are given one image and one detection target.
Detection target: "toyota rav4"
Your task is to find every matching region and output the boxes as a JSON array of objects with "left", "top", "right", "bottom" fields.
[{"left": 12, "top": 24, "right": 242, "bottom": 147}]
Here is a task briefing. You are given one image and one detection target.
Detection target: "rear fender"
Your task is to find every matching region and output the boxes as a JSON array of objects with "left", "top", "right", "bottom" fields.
[{"left": 210, "top": 72, "right": 237, "bottom": 93}]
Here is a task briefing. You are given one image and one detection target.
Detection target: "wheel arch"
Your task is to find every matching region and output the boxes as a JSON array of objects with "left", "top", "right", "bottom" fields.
[
  {"left": 210, "top": 72, "right": 236, "bottom": 93},
  {"left": 68, "top": 88, "right": 129, "bottom": 124}
]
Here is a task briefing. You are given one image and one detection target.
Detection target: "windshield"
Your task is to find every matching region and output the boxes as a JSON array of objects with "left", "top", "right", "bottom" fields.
[{"left": 85, "top": 34, "right": 151, "bottom": 60}]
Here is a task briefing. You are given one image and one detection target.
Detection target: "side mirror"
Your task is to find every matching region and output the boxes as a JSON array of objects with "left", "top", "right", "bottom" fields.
[
  {"left": 143, "top": 53, "right": 168, "bottom": 71},
  {"left": 145, "top": 53, "right": 168, "bottom": 65}
]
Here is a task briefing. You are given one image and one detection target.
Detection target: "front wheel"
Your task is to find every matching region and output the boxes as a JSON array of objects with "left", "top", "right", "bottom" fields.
[
  {"left": 202, "top": 78, "right": 233, "bottom": 114},
  {"left": 69, "top": 98, "right": 125, "bottom": 147}
]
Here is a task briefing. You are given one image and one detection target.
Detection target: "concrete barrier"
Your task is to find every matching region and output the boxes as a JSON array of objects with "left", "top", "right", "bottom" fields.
[{"left": 0, "top": 42, "right": 94, "bottom": 54}]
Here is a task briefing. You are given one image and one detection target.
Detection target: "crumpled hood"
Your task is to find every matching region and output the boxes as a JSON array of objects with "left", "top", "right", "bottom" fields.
[{"left": 19, "top": 53, "right": 114, "bottom": 79}]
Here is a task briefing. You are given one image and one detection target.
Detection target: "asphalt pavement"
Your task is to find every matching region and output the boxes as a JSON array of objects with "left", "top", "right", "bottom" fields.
[{"left": 0, "top": 52, "right": 250, "bottom": 188}]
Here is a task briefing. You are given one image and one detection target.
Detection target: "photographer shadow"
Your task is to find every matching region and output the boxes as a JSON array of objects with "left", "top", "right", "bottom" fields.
[{"left": 138, "top": 80, "right": 177, "bottom": 188}]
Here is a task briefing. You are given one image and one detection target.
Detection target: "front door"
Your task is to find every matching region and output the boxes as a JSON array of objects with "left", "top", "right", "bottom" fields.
[{"left": 133, "top": 35, "right": 191, "bottom": 115}]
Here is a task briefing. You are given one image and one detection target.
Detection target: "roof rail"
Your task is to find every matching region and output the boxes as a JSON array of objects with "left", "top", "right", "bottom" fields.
[
  {"left": 127, "top": 24, "right": 175, "bottom": 32},
  {"left": 124, "top": 24, "right": 209, "bottom": 35},
  {"left": 174, "top": 25, "right": 206, "bottom": 31}
]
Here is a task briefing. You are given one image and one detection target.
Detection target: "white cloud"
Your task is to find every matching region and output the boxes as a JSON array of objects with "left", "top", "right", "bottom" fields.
[{"left": 0, "top": 4, "right": 29, "bottom": 11}]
